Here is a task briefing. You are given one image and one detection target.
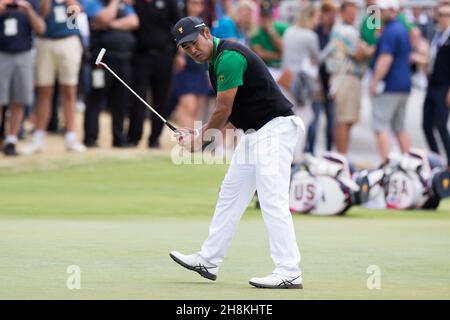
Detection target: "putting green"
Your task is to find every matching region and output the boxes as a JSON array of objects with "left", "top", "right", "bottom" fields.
[{"left": 1, "top": 156, "right": 449, "bottom": 299}]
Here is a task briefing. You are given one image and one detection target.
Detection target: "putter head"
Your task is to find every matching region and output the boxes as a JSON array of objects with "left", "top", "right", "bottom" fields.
[{"left": 95, "top": 48, "right": 106, "bottom": 66}]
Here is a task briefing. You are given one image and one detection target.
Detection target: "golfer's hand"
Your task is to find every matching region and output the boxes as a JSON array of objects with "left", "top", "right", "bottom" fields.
[{"left": 174, "top": 128, "right": 201, "bottom": 152}]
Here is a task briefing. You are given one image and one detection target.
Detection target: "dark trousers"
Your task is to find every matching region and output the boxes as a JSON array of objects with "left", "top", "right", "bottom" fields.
[
  {"left": 305, "top": 99, "right": 334, "bottom": 154},
  {"left": 128, "top": 50, "right": 175, "bottom": 145},
  {"left": 422, "top": 84, "right": 450, "bottom": 167},
  {"left": 84, "top": 59, "right": 131, "bottom": 146}
]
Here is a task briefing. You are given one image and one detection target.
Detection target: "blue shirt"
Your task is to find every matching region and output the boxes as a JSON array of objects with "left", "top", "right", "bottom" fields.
[
  {"left": 81, "top": 0, "right": 135, "bottom": 20},
  {"left": 372, "top": 19, "right": 411, "bottom": 93},
  {"left": 211, "top": 15, "right": 245, "bottom": 44},
  {"left": 0, "top": 0, "right": 39, "bottom": 52},
  {"left": 43, "top": 0, "right": 80, "bottom": 38}
]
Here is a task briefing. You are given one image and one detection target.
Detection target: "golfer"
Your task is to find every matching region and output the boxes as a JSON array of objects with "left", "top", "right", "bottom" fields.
[{"left": 169, "top": 16, "right": 304, "bottom": 289}]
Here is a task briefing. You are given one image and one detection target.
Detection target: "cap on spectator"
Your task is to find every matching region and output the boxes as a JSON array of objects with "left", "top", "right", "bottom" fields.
[
  {"left": 377, "top": 0, "right": 400, "bottom": 10},
  {"left": 260, "top": 0, "right": 273, "bottom": 16},
  {"left": 172, "top": 16, "right": 207, "bottom": 47}
]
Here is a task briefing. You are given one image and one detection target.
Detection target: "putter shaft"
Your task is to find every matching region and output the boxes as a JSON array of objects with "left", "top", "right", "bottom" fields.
[{"left": 98, "top": 61, "right": 177, "bottom": 132}]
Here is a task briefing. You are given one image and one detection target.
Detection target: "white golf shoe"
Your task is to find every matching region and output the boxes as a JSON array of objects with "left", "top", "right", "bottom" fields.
[
  {"left": 249, "top": 273, "right": 303, "bottom": 289},
  {"left": 169, "top": 251, "right": 218, "bottom": 281}
]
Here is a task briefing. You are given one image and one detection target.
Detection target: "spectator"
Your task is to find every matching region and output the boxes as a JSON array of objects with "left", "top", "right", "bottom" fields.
[
  {"left": 22, "top": 0, "right": 86, "bottom": 155},
  {"left": 127, "top": 0, "right": 180, "bottom": 149},
  {"left": 423, "top": 4, "right": 450, "bottom": 170},
  {"left": 82, "top": 0, "right": 139, "bottom": 148},
  {"left": 281, "top": 3, "right": 320, "bottom": 80},
  {"left": 361, "top": 0, "right": 418, "bottom": 51},
  {"left": 173, "top": 0, "right": 209, "bottom": 128},
  {"left": 0, "top": 0, "right": 45, "bottom": 156},
  {"left": 410, "top": 3, "right": 436, "bottom": 42},
  {"left": 213, "top": 0, "right": 231, "bottom": 21},
  {"left": 201, "top": 0, "right": 215, "bottom": 27},
  {"left": 369, "top": 0, "right": 411, "bottom": 161},
  {"left": 409, "top": 4, "right": 432, "bottom": 90},
  {"left": 326, "top": 0, "right": 369, "bottom": 156},
  {"left": 305, "top": 0, "right": 337, "bottom": 154},
  {"left": 211, "top": 0, "right": 255, "bottom": 44},
  {"left": 250, "top": 0, "right": 288, "bottom": 69}
]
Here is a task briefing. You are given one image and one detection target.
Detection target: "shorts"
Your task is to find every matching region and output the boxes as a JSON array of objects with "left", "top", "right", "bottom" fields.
[
  {"left": 35, "top": 35, "right": 83, "bottom": 86},
  {"left": 333, "top": 74, "right": 362, "bottom": 124},
  {"left": 371, "top": 93, "right": 408, "bottom": 133},
  {"left": 0, "top": 50, "right": 34, "bottom": 106}
]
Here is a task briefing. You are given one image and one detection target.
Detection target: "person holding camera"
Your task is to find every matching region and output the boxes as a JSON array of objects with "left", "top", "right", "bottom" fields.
[
  {"left": 0, "top": 0, "right": 45, "bottom": 156},
  {"left": 81, "top": 0, "right": 139, "bottom": 148}
]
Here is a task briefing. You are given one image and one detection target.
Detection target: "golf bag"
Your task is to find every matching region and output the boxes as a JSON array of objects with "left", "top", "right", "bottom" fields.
[
  {"left": 289, "top": 152, "right": 360, "bottom": 216},
  {"left": 355, "top": 149, "right": 450, "bottom": 210}
]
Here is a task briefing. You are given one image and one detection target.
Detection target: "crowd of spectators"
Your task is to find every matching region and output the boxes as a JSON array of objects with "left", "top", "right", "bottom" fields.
[{"left": 0, "top": 0, "right": 449, "bottom": 169}]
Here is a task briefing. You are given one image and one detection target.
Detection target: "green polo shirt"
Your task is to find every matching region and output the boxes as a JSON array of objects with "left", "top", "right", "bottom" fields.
[{"left": 210, "top": 37, "right": 248, "bottom": 92}]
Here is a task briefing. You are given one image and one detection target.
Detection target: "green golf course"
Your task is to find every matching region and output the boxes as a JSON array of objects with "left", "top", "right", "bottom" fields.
[{"left": 1, "top": 155, "right": 449, "bottom": 299}]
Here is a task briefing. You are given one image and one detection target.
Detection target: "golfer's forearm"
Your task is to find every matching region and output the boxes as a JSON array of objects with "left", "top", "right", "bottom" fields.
[
  {"left": 95, "top": 0, "right": 120, "bottom": 24},
  {"left": 202, "top": 87, "right": 236, "bottom": 132},
  {"left": 109, "top": 14, "right": 139, "bottom": 31},
  {"left": 372, "top": 54, "right": 393, "bottom": 83},
  {"left": 204, "top": 105, "right": 231, "bottom": 133}
]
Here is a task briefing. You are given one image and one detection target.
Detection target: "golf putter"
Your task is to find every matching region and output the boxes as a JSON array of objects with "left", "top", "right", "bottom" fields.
[{"left": 95, "top": 48, "right": 214, "bottom": 150}]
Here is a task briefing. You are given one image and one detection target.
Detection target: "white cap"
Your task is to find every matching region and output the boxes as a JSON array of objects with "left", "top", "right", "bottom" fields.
[{"left": 377, "top": 0, "right": 400, "bottom": 9}]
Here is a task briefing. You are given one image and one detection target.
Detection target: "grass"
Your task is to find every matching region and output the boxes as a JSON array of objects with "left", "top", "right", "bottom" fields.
[{"left": 0, "top": 155, "right": 449, "bottom": 299}]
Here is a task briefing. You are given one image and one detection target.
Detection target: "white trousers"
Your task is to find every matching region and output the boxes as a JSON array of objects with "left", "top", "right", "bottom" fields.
[{"left": 198, "top": 115, "right": 304, "bottom": 277}]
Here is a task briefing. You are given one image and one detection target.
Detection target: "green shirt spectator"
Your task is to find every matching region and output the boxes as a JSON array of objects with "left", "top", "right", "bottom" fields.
[
  {"left": 210, "top": 37, "right": 248, "bottom": 92},
  {"left": 250, "top": 21, "right": 289, "bottom": 67}
]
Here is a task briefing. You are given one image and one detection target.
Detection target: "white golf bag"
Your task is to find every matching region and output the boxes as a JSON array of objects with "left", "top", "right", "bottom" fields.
[
  {"left": 354, "top": 149, "right": 450, "bottom": 210},
  {"left": 289, "top": 152, "right": 360, "bottom": 216}
]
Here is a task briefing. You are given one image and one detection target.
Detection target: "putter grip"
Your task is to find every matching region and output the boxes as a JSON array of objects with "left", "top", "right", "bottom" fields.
[
  {"left": 165, "top": 122, "right": 178, "bottom": 132},
  {"left": 201, "top": 140, "right": 213, "bottom": 151}
]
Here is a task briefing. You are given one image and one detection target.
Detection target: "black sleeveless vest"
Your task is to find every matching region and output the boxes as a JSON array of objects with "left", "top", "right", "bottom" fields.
[{"left": 208, "top": 40, "right": 294, "bottom": 132}]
